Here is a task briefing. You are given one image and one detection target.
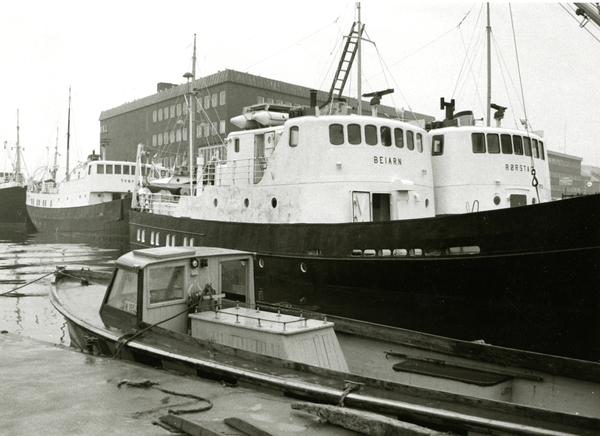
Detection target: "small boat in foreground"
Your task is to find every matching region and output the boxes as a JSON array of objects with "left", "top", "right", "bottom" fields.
[{"left": 51, "top": 246, "right": 600, "bottom": 436}]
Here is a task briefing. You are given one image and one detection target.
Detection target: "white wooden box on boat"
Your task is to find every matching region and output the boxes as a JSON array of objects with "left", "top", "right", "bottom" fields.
[{"left": 189, "top": 307, "right": 349, "bottom": 372}]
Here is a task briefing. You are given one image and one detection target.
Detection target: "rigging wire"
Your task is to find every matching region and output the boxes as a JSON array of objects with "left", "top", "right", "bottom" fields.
[{"left": 559, "top": 3, "right": 600, "bottom": 43}]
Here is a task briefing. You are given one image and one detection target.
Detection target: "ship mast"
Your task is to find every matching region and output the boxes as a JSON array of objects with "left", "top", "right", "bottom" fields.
[
  {"left": 486, "top": 3, "right": 492, "bottom": 127},
  {"left": 356, "top": 2, "right": 363, "bottom": 116},
  {"left": 66, "top": 86, "right": 71, "bottom": 181},
  {"left": 15, "top": 109, "right": 21, "bottom": 180}
]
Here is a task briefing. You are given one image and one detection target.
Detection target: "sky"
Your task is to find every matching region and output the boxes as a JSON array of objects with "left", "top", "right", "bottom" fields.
[{"left": 1, "top": 1, "right": 599, "bottom": 177}]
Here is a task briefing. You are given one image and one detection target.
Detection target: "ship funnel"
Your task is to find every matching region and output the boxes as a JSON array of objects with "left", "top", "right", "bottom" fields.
[{"left": 454, "top": 111, "right": 475, "bottom": 126}]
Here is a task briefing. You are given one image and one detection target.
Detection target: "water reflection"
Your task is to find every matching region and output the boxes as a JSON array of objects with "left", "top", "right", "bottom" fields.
[{"left": 0, "top": 230, "right": 127, "bottom": 345}]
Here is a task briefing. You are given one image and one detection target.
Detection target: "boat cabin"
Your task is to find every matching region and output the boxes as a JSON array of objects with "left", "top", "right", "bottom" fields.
[{"left": 99, "top": 246, "right": 347, "bottom": 371}]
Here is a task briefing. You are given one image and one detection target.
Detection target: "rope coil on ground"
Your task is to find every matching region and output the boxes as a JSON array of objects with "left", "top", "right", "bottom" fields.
[{"left": 118, "top": 379, "right": 213, "bottom": 415}]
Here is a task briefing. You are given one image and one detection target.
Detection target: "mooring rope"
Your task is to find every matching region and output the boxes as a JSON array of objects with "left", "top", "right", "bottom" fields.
[
  {"left": 117, "top": 379, "right": 213, "bottom": 415},
  {"left": 0, "top": 271, "right": 55, "bottom": 297}
]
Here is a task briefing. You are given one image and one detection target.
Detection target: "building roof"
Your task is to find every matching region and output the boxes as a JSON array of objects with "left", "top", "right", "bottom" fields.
[{"left": 99, "top": 69, "right": 432, "bottom": 122}]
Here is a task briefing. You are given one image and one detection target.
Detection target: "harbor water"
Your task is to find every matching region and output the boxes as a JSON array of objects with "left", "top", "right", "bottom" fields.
[{"left": 0, "top": 230, "right": 128, "bottom": 344}]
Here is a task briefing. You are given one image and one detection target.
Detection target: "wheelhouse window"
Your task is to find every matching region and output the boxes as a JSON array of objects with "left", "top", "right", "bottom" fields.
[
  {"left": 106, "top": 165, "right": 113, "bottom": 175},
  {"left": 406, "top": 131, "right": 414, "bottom": 150},
  {"left": 501, "top": 134, "right": 513, "bottom": 154},
  {"left": 235, "top": 137, "right": 241, "bottom": 152},
  {"left": 394, "top": 128, "right": 404, "bottom": 148},
  {"left": 97, "top": 164, "right": 105, "bottom": 174},
  {"left": 523, "top": 137, "right": 532, "bottom": 156},
  {"left": 221, "top": 259, "right": 249, "bottom": 302},
  {"left": 432, "top": 135, "right": 444, "bottom": 155},
  {"left": 365, "top": 125, "right": 377, "bottom": 145},
  {"left": 487, "top": 134, "right": 500, "bottom": 154},
  {"left": 148, "top": 265, "right": 185, "bottom": 305},
  {"left": 539, "top": 141, "right": 545, "bottom": 160},
  {"left": 416, "top": 133, "right": 423, "bottom": 153},
  {"left": 329, "top": 124, "right": 344, "bottom": 145},
  {"left": 105, "top": 268, "right": 138, "bottom": 313},
  {"left": 472, "top": 133, "right": 486, "bottom": 153},
  {"left": 532, "top": 139, "right": 539, "bottom": 158},
  {"left": 381, "top": 126, "right": 392, "bottom": 147},
  {"left": 513, "top": 135, "right": 523, "bottom": 155},
  {"left": 348, "top": 124, "right": 361, "bottom": 144}
]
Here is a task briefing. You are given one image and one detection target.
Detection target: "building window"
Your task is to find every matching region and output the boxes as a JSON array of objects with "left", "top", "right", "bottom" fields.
[
  {"left": 219, "top": 120, "right": 226, "bottom": 134},
  {"left": 158, "top": 109, "right": 163, "bottom": 121},
  {"left": 211, "top": 93, "right": 217, "bottom": 107},
  {"left": 197, "top": 124, "right": 202, "bottom": 138},
  {"left": 204, "top": 96, "right": 210, "bottom": 108},
  {"left": 170, "top": 105, "right": 175, "bottom": 118},
  {"left": 164, "top": 132, "right": 169, "bottom": 145},
  {"left": 163, "top": 107, "right": 168, "bottom": 120},
  {"left": 183, "top": 128, "right": 187, "bottom": 141},
  {"left": 176, "top": 103, "right": 181, "bottom": 117},
  {"left": 158, "top": 134, "right": 163, "bottom": 146},
  {"left": 152, "top": 110, "right": 157, "bottom": 122},
  {"left": 183, "top": 103, "right": 187, "bottom": 114},
  {"left": 204, "top": 124, "right": 210, "bottom": 137},
  {"left": 170, "top": 131, "right": 175, "bottom": 143},
  {"left": 176, "top": 129, "right": 182, "bottom": 142},
  {"left": 219, "top": 90, "right": 226, "bottom": 105},
  {"left": 257, "top": 96, "right": 265, "bottom": 104}
]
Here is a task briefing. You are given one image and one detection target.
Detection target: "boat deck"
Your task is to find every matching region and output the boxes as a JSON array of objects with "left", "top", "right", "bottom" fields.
[{"left": 52, "top": 272, "right": 600, "bottom": 436}]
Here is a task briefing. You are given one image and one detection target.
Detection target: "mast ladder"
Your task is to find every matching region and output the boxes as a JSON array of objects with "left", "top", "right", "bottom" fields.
[{"left": 327, "top": 22, "right": 364, "bottom": 104}]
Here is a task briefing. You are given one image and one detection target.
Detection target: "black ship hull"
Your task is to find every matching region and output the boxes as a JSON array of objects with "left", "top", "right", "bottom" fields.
[
  {"left": 130, "top": 194, "right": 600, "bottom": 361},
  {"left": 27, "top": 196, "right": 132, "bottom": 242},
  {"left": 0, "top": 185, "right": 33, "bottom": 231}
]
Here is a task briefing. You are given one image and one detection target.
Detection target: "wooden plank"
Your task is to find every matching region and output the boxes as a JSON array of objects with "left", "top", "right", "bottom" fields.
[
  {"left": 291, "top": 402, "right": 450, "bottom": 436},
  {"left": 158, "top": 415, "right": 240, "bottom": 436},
  {"left": 224, "top": 417, "right": 277, "bottom": 436}
]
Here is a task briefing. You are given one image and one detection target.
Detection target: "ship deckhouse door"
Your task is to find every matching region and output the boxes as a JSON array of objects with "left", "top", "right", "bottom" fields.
[
  {"left": 352, "top": 191, "right": 371, "bottom": 222},
  {"left": 254, "top": 134, "right": 266, "bottom": 184}
]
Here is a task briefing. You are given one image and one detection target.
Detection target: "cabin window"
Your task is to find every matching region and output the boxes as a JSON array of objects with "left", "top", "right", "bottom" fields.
[
  {"left": 406, "top": 131, "right": 414, "bottom": 150},
  {"left": 106, "top": 165, "right": 113, "bottom": 175},
  {"left": 148, "top": 265, "right": 185, "bottom": 305},
  {"left": 348, "top": 124, "right": 361, "bottom": 144},
  {"left": 329, "top": 124, "right": 344, "bottom": 145},
  {"left": 97, "top": 164, "right": 105, "bottom": 174},
  {"left": 472, "top": 133, "right": 485, "bottom": 153},
  {"left": 123, "top": 165, "right": 130, "bottom": 175},
  {"left": 501, "top": 134, "right": 513, "bottom": 154},
  {"left": 532, "top": 139, "right": 539, "bottom": 158},
  {"left": 365, "top": 125, "right": 377, "bottom": 145},
  {"left": 381, "top": 126, "right": 392, "bottom": 147},
  {"left": 513, "top": 135, "right": 523, "bottom": 155},
  {"left": 394, "top": 128, "right": 404, "bottom": 148},
  {"left": 523, "top": 137, "right": 532, "bottom": 156},
  {"left": 432, "top": 135, "right": 444, "bottom": 155},
  {"left": 487, "top": 134, "right": 500, "bottom": 154},
  {"left": 416, "top": 133, "right": 423, "bottom": 153},
  {"left": 289, "top": 126, "right": 299, "bottom": 147},
  {"left": 114, "top": 165, "right": 122, "bottom": 175},
  {"left": 105, "top": 269, "right": 138, "bottom": 313},
  {"left": 88, "top": 166, "right": 92, "bottom": 175},
  {"left": 221, "top": 259, "right": 249, "bottom": 303},
  {"left": 539, "top": 141, "right": 545, "bottom": 160}
]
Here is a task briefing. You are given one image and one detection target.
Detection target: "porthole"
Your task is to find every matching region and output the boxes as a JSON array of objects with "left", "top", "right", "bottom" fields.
[
  {"left": 271, "top": 197, "right": 278, "bottom": 208},
  {"left": 244, "top": 198, "right": 249, "bottom": 207},
  {"left": 493, "top": 195, "right": 501, "bottom": 205},
  {"left": 213, "top": 198, "right": 218, "bottom": 207},
  {"left": 258, "top": 258, "right": 265, "bottom": 268},
  {"left": 300, "top": 262, "right": 307, "bottom": 273}
]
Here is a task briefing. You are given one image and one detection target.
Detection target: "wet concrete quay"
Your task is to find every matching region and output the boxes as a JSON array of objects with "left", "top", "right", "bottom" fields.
[{"left": 0, "top": 333, "right": 357, "bottom": 436}]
